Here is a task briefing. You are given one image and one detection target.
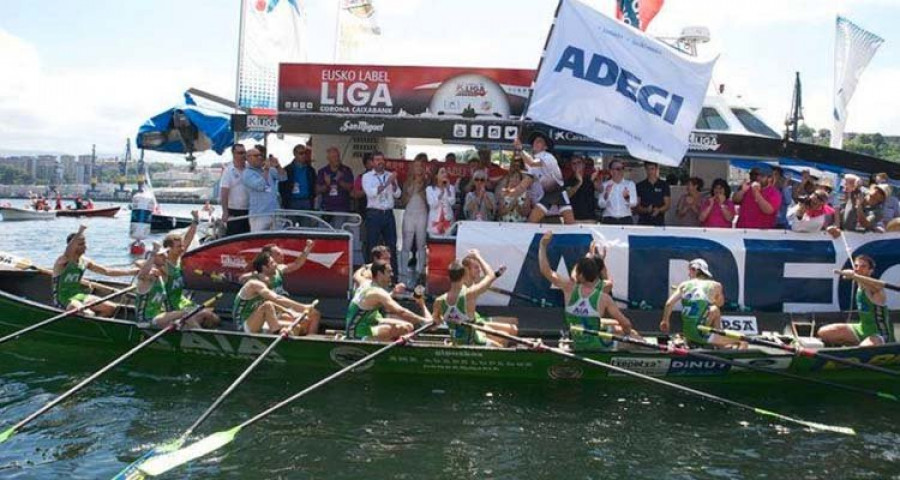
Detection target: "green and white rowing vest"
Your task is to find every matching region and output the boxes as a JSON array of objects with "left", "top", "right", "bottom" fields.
[
  {"left": 345, "top": 285, "right": 384, "bottom": 340},
  {"left": 856, "top": 288, "right": 893, "bottom": 342},
  {"left": 165, "top": 261, "right": 193, "bottom": 310},
  {"left": 564, "top": 283, "right": 613, "bottom": 350},
  {"left": 438, "top": 287, "right": 486, "bottom": 346},
  {"left": 136, "top": 277, "right": 168, "bottom": 323},
  {"left": 680, "top": 279, "right": 714, "bottom": 344},
  {"left": 232, "top": 284, "right": 265, "bottom": 330},
  {"left": 52, "top": 258, "right": 88, "bottom": 307}
]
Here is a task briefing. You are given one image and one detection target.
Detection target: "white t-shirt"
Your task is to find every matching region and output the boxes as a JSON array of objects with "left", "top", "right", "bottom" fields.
[
  {"left": 524, "top": 151, "right": 563, "bottom": 202},
  {"left": 220, "top": 164, "right": 249, "bottom": 210}
]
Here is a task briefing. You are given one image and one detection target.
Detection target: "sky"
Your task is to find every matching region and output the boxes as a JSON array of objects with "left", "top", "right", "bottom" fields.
[{"left": 1, "top": 0, "right": 897, "bottom": 164}]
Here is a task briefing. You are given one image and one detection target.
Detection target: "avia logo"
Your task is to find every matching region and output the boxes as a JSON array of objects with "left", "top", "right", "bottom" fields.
[
  {"left": 553, "top": 45, "right": 684, "bottom": 125},
  {"left": 239, "top": 248, "right": 344, "bottom": 269},
  {"left": 339, "top": 120, "right": 385, "bottom": 133},
  {"left": 220, "top": 254, "right": 248, "bottom": 269}
]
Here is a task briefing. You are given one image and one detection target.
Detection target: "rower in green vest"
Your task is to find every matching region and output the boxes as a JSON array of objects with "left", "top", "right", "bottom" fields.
[
  {"left": 135, "top": 243, "right": 202, "bottom": 329},
  {"left": 661, "top": 258, "right": 744, "bottom": 349},
  {"left": 819, "top": 254, "right": 894, "bottom": 346},
  {"left": 538, "top": 231, "right": 639, "bottom": 351},
  {"left": 52, "top": 224, "right": 139, "bottom": 317},
  {"left": 434, "top": 250, "right": 512, "bottom": 347},
  {"left": 161, "top": 210, "right": 220, "bottom": 328},
  {"left": 239, "top": 239, "right": 315, "bottom": 294},
  {"left": 459, "top": 251, "right": 518, "bottom": 343},
  {"left": 233, "top": 251, "right": 320, "bottom": 334},
  {"left": 345, "top": 261, "right": 431, "bottom": 341}
]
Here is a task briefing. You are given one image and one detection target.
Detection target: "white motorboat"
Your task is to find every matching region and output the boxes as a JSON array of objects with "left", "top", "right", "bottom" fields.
[{"left": 0, "top": 206, "right": 57, "bottom": 221}]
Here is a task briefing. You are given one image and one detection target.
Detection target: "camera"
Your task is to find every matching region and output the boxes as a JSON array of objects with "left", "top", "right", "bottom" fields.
[{"left": 797, "top": 194, "right": 814, "bottom": 206}]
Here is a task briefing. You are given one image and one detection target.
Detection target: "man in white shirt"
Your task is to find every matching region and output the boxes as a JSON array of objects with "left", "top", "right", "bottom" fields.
[
  {"left": 219, "top": 144, "right": 250, "bottom": 236},
  {"left": 362, "top": 151, "right": 402, "bottom": 282},
  {"left": 503, "top": 135, "right": 574, "bottom": 224},
  {"left": 597, "top": 159, "right": 637, "bottom": 224}
]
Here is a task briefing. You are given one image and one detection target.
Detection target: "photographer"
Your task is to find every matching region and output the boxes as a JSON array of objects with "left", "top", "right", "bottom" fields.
[{"left": 788, "top": 190, "right": 833, "bottom": 233}]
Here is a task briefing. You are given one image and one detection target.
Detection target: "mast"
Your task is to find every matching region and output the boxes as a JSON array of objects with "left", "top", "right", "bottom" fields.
[
  {"left": 234, "top": 0, "right": 247, "bottom": 119},
  {"left": 785, "top": 71, "right": 803, "bottom": 142}
]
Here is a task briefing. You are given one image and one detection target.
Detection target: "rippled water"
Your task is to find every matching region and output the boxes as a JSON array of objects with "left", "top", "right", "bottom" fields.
[{"left": 0, "top": 200, "right": 898, "bottom": 479}]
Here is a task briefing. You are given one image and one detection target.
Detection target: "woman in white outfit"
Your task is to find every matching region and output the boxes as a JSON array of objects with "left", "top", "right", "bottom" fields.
[
  {"left": 427, "top": 167, "right": 457, "bottom": 236},
  {"left": 401, "top": 155, "right": 430, "bottom": 284}
]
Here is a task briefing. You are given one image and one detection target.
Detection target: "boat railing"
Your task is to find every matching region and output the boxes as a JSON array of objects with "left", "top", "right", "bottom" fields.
[{"left": 225, "top": 210, "right": 363, "bottom": 233}]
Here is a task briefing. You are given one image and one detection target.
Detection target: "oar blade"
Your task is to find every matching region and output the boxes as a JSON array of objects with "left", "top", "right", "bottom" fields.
[
  {"left": 110, "top": 438, "right": 185, "bottom": 480},
  {"left": 138, "top": 426, "right": 241, "bottom": 476},
  {"left": 754, "top": 408, "right": 856, "bottom": 436},
  {"left": 0, "top": 426, "right": 16, "bottom": 444}
]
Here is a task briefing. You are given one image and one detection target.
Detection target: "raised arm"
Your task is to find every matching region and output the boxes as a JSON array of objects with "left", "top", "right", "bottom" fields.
[
  {"left": 182, "top": 210, "right": 200, "bottom": 252},
  {"left": 466, "top": 250, "right": 497, "bottom": 297},
  {"left": 380, "top": 290, "right": 431, "bottom": 326},
  {"left": 283, "top": 239, "right": 315, "bottom": 275},
  {"left": 538, "top": 231, "right": 566, "bottom": 289},
  {"left": 64, "top": 224, "right": 87, "bottom": 259}
]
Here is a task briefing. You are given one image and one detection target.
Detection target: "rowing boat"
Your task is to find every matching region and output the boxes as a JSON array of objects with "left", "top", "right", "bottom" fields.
[
  {"left": 55, "top": 206, "right": 120, "bottom": 218},
  {"left": 1, "top": 269, "right": 897, "bottom": 385},
  {"left": 0, "top": 206, "right": 57, "bottom": 222}
]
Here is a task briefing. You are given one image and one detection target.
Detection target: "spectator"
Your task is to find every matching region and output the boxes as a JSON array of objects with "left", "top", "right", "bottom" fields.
[
  {"left": 564, "top": 155, "right": 597, "bottom": 222},
  {"left": 496, "top": 158, "right": 532, "bottom": 222},
  {"left": 464, "top": 170, "right": 496, "bottom": 221},
  {"left": 242, "top": 146, "right": 286, "bottom": 232},
  {"left": 699, "top": 178, "right": 736, "bottom": 228},
  {"left": 788, "top": 190, "right": 832, "bottom": 233},
  {"left": 635, "top": 162, "right": 671, "bottom": 226},
  {"left": 835, "top": 174, "right": 868, "bottom": 232},
  {"left": 280, "top": 144, "right": 316, "bottom": 211},
  {"left": 792, "top": 169, "right": 817, "bottom": 202},
  {"left": 353, "top": 153, "right": 374, "bottom": 215},
  {"left": 316, "top": 146, "right": 355, "bottom": 228},
  {"left": 874, "top": 172, "right": 899, "bottom": 223},
  {"left": 675, "top": 177, "right": 704, "bottom": 227},
  {"left": 817, "top": 179, "right": 838, "bottom": 227},
  {"left": 505, "top": 135, "right": 573, "bottom": 224},
  {"left": 426, "top": 167, "right": 456, "bottom": 235},
  {"left": 401, "top": 154, "right": 430, "bottom": 283},
  {"left": 733, "top": 166, "right": 781, "bottom": 229},
  {"left": 220, "top": 143, "right": 251, "bottom": 236},
  {"left": 772, "top": 166, "right": 793, "bottom": 229},
  {"left": 842, "top": 184, "right": 889, "bottom": 233},
  {"left": 472, "top": 147, "right": 505, "bottom": 190},
  {"left": 597, "top": 159, "right": 637, "bottom": 225},
  {"left": 362, "top": 151, "right": 401, "bottom": 281}
]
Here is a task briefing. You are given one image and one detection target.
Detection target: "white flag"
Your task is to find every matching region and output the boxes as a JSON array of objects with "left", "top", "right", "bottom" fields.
[
  {"left": 527, "top": 0, "right": 716, "bottom": 167},
  {"left": 336, "top": 0, "right": 382, "bottom": 63},
  {"left": 237, "top": 0, "right": 307, "bottom": 112},
  {"left": 831, "top": 16, "right": 883, "bottom": 149}
]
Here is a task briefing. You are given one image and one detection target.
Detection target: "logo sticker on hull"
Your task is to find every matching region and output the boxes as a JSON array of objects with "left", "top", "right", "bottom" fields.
[{"left": 330, "top": 346, "right": 375, "bottom": 371}]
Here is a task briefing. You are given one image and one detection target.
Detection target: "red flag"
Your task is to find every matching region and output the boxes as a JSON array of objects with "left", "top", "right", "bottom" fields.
[{"left": 616, "top": 0, "right": 664, "bottom": 31}]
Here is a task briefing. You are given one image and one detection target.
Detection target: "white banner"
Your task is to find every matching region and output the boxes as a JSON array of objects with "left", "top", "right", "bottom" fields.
[
  {"left": 455, "top": 222, "right": 900, "bottom": 313},
  {"left": 527, "top": 0, "right": 716, "bottom": 167},
  {"left": 336, "top": 0, "right": 382, "bottom": 63},
  {"left": 237, "top": 0, "right": 307, "bottom": 111},
  {"left": 831, "top": 16, "right": 883, "bottom": 149}
]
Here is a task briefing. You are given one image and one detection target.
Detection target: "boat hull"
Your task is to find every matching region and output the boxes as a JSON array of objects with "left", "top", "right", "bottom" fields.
[
  {"left": 1, "top": 279, "right": 898, "bottom": 385},
  {"left": 150, "top": 214, "right": 192, "bottom": 233},
  {"left": 55, "top": 206, "right": 120, "bottom": 218},
  {"left": 0, "top": 207, "right": 57, "bottom": 221}
]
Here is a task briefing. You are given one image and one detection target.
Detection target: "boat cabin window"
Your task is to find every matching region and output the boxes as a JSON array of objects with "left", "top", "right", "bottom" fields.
[
  {"left": 730, "top": 108, "right": 779, "bottom": 138},
  {"left": 694, "top": 107, "right": 729, "bottom": 131}
]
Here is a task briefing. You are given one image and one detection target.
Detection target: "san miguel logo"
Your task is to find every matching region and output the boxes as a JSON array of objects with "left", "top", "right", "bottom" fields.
[{"left": 339, "top": 120, "right": 385, "bottom": 133}]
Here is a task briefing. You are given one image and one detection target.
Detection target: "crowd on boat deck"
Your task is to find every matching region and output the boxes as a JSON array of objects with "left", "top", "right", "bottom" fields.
[{"left": 217, "top": 136, "right": 900, "bottom": 284}]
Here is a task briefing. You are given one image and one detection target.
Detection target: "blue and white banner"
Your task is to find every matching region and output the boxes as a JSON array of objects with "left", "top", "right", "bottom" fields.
[
  {"left": 527, "top": 0, "right": 716, "bottom": 167},
  {"left": 237, "top": 0, "right": 307, "bottom": 112},
  {"left": 456, "top": 222, "right": 900, "bottom": 313},
  {"left": 831, "top": 16, "right": 883, "bottom": 150}
]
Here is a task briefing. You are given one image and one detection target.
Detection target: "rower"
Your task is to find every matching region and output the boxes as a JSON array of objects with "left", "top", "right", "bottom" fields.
[
  {"left": 538, "top": 231, "right": 638, "bottom": 350},
  {"left": 353, "top": 245, "right": 407, "bottom": 297},
  {"left": 52, "top": 225, "right": 139, "bottom": 317},
  {"left": 136, "top": 244, "right": 208, "bottom": 329},
  {"left": 233, "top": 252, "right": 320, "bottom": 335},
  {"left": 459, "top": 252, "right": 520, "bottom": 336},
  {"left": 819, "top": 255, "right": 894, "bottom": 346},
  {"left": 161, "top": 211, "right": 220, "bottom": 327},
  {"left": 661, "top": 259, "right": 744, "bottom": 349},
  {"left": 239, "top": 239, "right": 315, "bottom": 294},
  {"left": 345, "top": 262, "right": 431, "bottom": 341},
  {"left": 434, "top": 250, "right": 516, "bottom": 347}
]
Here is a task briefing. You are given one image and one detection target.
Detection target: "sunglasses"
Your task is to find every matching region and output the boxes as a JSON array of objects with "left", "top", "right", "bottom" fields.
[{"left": 474, "top": 178, "right": 486, "bottom": 182}]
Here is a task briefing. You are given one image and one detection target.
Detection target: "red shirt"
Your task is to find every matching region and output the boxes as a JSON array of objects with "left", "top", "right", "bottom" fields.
[{"left": 735, "top": 186, "right": 782, "bottom": 229}]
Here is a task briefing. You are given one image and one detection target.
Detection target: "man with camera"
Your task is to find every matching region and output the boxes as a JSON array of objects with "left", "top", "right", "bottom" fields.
[{"left": 788, "top": 189, "right": 834, "bottom": 233}]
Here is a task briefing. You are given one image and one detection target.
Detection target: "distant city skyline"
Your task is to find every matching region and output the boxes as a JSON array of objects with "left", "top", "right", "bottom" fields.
[{"left": 1, "top": 0, "right": 897, "bottom": 164}]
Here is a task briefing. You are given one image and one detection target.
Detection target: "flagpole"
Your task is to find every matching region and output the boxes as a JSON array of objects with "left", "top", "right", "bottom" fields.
[
  {"left": 235, "top": 0, "right": 247, "bottom": 119},
  {"left": 520, "top": 0, "right": 564, "bottom": 122}
]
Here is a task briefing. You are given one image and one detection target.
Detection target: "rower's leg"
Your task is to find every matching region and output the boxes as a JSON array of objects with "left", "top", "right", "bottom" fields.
[
  {"left": 380, "top": 318, "right": 413, "bottom": 338},
  {"left": 370, "top": 324, "right": 398, "bottom": 341},
  {"left": 245, "top": 301, "right": 277, "bottom": 333},
  {"left": 484, "top": 321, "right": 517, "bottom": 346},
  {"left": 80, "top": 294, "right": 117, "bottom": 317},
  {"left": 153, "top": 311, "right": 191, "bottom": 329},
  {"left": 195, "top": 309, "right": 220, "bottom": 328},
  {"left": 708, "top": 312, "right": 745, "bottom": 349},
  {"left": 817, "top": 324, "right": 860, "bottom": 346},
  {"left": 860, "top": 335, "right": 885, "bottom": 347},
  {"left": 490, "top": 316, "right": 518, "bottom": 326}
]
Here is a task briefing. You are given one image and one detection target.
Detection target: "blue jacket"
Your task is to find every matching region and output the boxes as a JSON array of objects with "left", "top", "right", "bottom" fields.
[{"left": 242, "top": 166, "right": 286, "bottom": 215}]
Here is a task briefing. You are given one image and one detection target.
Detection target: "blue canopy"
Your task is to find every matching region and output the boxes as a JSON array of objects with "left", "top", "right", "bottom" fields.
[{"left": 136, "top": 93, "right": 234, "bottom": 155}]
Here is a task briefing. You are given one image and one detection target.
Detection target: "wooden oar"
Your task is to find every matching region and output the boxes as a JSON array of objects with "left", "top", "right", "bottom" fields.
[
  {"left": 833, "top": 269, "right": 900, "bottom": 293},
  {"left": 572, "top": 326, "right": 898, "bottom": 402},
  {"left": 139, "top": 321, "right": 436, "bottom": 477},
  {"left": 698, "top": 325, "right": 900, "bottom": 378},
  {"left": 463, "top": 323, "right": 855, "bottom": 435},
  {"left": 0, "top": 251, "right": 128, "bottom": 296},
  {"left": 0, "top": 285, "right": 137, "bottom": 346},
  {"left": 112, "top": 300, "right": 319, "bottom": 480},
  {"left": 0, "top": 294, "right": 222, "bottom": 445}
]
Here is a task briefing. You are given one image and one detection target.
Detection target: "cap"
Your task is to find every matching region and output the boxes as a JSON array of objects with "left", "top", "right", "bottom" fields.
[
  {"left": 818, "top": 177, "right": 835, "bottom": 191},
  {"left": 689, "top": 258, "right": 712, "bottom": 278},
  {"left": 751, "top": 164, "right": 773, "bottom": 176},
  {"left": 871, "top": 183, "right": 892, "bottom": 198}
]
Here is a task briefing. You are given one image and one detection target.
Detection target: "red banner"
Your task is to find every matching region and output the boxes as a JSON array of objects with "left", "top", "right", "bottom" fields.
[{"left": 279, "top": 63, "right": 535, "bottom": 119}]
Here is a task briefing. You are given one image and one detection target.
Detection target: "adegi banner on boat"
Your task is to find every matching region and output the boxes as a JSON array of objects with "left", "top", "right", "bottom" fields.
[
  {"left": 455, "top": 222, "right": 900, "bottom": 313},
  {"left": 278, "top": 63, "right": 533, "bottom": 119},
  {"left": 526, "top": 0, "right": 716, "bottom": 167}
]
